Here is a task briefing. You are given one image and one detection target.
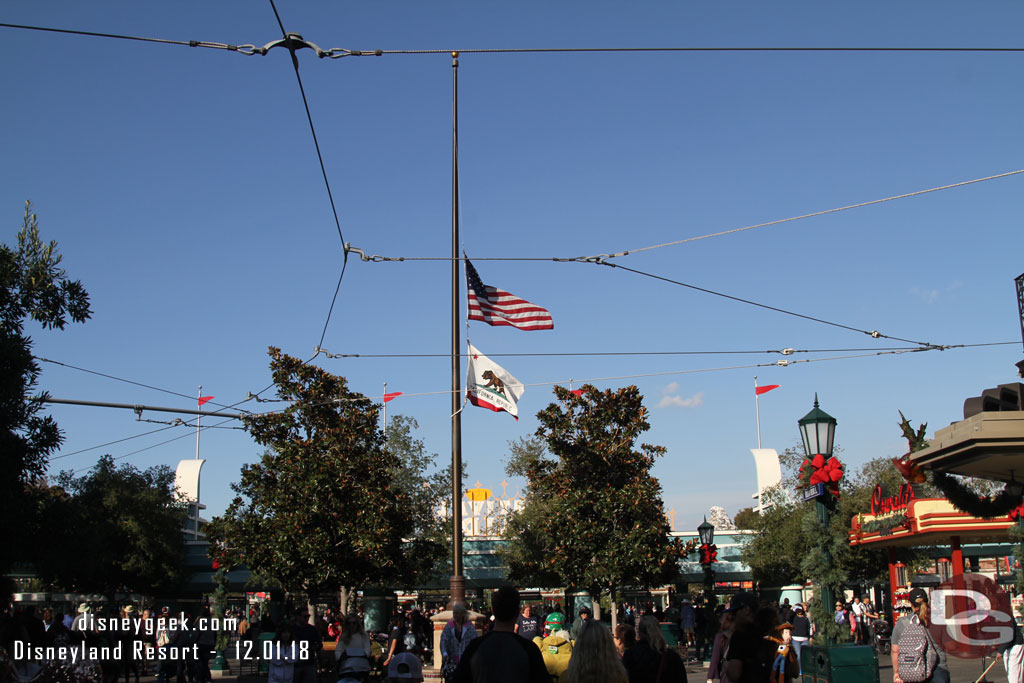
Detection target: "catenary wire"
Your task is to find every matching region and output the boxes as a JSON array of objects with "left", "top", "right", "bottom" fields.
[
  {"left": 50, "top": 423, "right": 182, "bottom": 460},
  {"left": 596, "top": 261, "right": 938, "bottom": 347},
  {"left": 601, "top": 170, "right": 1024, "bottom": 258},
  {"left": 250, "top": 343, "right": 975, "bottom": 414},
  {"left": 67, "top": 417, "right": 237, "bottom": 474},
  {"left": 348, "top": 170, "right": 1024, "bottom": 263},
  {"left": 0, "top": 22, "right": 261, "bottom": 52},
  {"left": 34, "top": 356, "right": 252, "bottom": 414},
  {"left": 265, "top": 0, "right": 350, "bottom": 357},
  {"left": 313, "top": 343, "right": 1019, "bottom": 359},
  {"left": 6, "top": 25, "right": 1024, "bottom": 56}
]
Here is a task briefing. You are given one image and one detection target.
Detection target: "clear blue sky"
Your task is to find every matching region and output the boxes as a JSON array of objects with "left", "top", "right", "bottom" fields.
[{"left": 2, "top": 1, "right": 1022, "bottom": 533}]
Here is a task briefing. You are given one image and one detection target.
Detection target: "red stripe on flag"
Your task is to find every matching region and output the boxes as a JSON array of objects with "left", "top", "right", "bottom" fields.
[
  {"left": 465, "top": 260, "right": 553, "bottom": 331},
  {"left": 466, "top": 393, "right": 519, "bottom": 421},
  {"left": 383, "top": 392, "right": 402, "bottom": 403},
  {"left": 754, "top": 385, "right": 780, "bottom": 396},
  {"left": 198, "top": 396, "right": 214, "bottom": 406}
]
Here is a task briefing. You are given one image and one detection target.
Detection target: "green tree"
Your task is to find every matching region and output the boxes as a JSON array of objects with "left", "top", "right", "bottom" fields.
[
  {"left": 206, "top": 349, "right": 445, "bottom": 612},
  {"left": 1, "top": 202, "right": 90, "bottom": 579},
  {"left": 739, "top": 488, "right": 808, "bottom": 586},
  {"left": 502, "top": 385, "right": 685, "bottom": 629},
  {"left": 30, "top": 455, "right": 187, "bottom": 598},
  {"left": 732, "top": 507, "right": 758, "bottom": 530}
]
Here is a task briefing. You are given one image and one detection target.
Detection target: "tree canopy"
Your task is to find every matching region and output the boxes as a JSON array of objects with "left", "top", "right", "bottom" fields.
[
  {"left": 206, "top": 349, "right": 446, "bottom": 603},
  {"left": 28, "top": 456, "right": 188, "bottom": 596},
  {"left": 502, "top": 385, "right": 684, "bottom": 610},
  {"left": 1, "top": 202, "right": 90, "bottom": 577}
]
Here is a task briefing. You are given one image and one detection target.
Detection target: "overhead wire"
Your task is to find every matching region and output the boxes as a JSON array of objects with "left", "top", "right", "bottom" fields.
[
  {"left": 315, "top": 339, "right": 1019, "bottom": 358},
  {"left": 250, "top": 341, "right": 996, "bottom": 414},
  {"left": 265, "top": 0, "right": 350, "bottom": 358},
  {"left": 34, "top": 356, "right": 252, "bottom": 414},
  {"left": 594, "top": 261, "right": 939, "bottom": 347},
  {"left": 67, "top": 417, "right": 238, "bottom": 474},
  {"left": 346, "top": 169, "right": 1024, "bottom": 263},
  {"left": 594, "top": 169, "right": 1024, "bottom": 259},
  {"left": 5, "top": 24, "right": 1024, "bottom": 56}
]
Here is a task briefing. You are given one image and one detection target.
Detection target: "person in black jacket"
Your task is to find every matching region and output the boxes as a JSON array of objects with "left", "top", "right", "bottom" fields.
[{"left": 622, "top": 616, "right": 686, "bottom": 683}]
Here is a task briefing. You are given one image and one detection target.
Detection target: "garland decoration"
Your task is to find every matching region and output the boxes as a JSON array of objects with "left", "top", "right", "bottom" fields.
[
  {"left": 798, "top": 453, "right": 844, "bottom": 495},
  {"left": 930, "top": 470, "right": 1023, "bottom": 519},
  {"left": 860, "top": 513, "right": 908, "bottom": 533}
]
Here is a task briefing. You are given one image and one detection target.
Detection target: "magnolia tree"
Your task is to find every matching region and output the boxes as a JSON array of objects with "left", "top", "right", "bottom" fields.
[
  {"left": 502, "top": 385, "right": 684, "bottom": 629},
  {"left": 206, "top": 349, "right": 446, "bottom": 613}
]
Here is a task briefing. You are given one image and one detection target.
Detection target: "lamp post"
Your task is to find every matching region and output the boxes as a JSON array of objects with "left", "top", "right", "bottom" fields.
[
  {"left": 697, "top": 517, "right": 717, "bottom": 662},
  {"left": 798, "top": 394, "right": 838, "bottom": 643}
]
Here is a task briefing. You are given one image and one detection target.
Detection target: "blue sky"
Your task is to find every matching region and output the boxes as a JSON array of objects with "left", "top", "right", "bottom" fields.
[{"left": 2, "top": 1, "right": 1023, "bottom": 533}]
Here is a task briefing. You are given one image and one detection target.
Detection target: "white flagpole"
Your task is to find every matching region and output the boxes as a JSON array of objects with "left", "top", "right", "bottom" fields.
[
  {"left": 195, "top": 385, "right": 202, "bottom": 460},
  {"left": 383, "top": 381, "right": 387, "bottom": 440},
  {"left": 754, "top": 376, "right": 762, "bottom": 449}
]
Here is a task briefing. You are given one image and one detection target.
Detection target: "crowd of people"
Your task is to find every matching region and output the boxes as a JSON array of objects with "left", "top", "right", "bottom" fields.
[{"left": 0, "top": 600, "right": 227, "bottom": 683}]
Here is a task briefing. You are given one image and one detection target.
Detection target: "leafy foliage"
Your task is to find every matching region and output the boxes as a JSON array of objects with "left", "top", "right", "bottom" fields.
[
  {"left": 206, "top": 349, "right": 445, "bottom": 599},
  {"left": 30, "top": 455, "right": 187, "bottom": 595},
  {"left": 502, "top": 385, "right": 684, "bottom": 603},
  {"left": 0, "top": 202, "right": 90, "bottom": 576},
  {"left": 732, "top": 507, "right": 758, "bottom": 530}
]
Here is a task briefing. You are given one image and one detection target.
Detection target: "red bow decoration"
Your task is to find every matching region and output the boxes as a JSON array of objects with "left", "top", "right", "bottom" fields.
[
  {"left": 892, "top": 456, "right": 926, "bottom": 484},
  {"left": 699, "top": 543, "right": 718, "bottom": 564},
  {"left": 800, "top": 454, "right": 844, "bottom": 494},
  {"left": 1009, "top": 502, "right": 1024, "bottom": 521}
]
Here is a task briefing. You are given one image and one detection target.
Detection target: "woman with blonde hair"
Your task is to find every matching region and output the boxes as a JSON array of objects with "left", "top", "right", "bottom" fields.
[
  {"left": 623, "top": 616, "right": 687, "bottom": 682},
  {"left": 335, "top": 613, "right": 372, "bottom": 682},
  {"left": 567, "top": 620, "right": 628, "bottom": 683}
]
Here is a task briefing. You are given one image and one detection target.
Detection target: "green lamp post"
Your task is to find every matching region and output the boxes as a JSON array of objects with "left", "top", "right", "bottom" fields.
[
  {"left": 697, "top": 516, "right": 717, "bottom": 662},
  {"left": 798, "top": 394, "right": 838, "bottom": 642}
]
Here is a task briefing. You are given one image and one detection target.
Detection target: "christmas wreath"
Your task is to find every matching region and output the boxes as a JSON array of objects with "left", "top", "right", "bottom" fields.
[{"left": 930, "top": 470, "right": 1023, "bottom": 519}]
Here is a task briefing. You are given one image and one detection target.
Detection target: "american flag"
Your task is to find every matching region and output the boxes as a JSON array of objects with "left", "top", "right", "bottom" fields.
[{"left": 465, "top": 260, "right": 553, "bottom": 331}]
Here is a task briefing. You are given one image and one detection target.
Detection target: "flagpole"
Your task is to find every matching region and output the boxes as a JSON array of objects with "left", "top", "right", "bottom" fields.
[
  {"left": 383, "top": 381, "right": 387, "bottom": 440},
  {"left": 449, "top": 51, "right": 466, "bottom": 609},
  {"left": 754, "top": 376, "right": 762, "bottom": 449},
  {"left": 196, "top": 385, "right": 202, "bottom": 460}
]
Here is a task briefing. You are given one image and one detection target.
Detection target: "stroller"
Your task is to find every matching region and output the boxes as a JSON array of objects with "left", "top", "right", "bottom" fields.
[{"left": 871, "top": 618, "right": 892, "bottom": 654}]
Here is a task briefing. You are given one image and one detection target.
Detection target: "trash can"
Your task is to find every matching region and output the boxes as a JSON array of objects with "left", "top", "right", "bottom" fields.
[
  {"left": 659, "top": 622, "right": 681, "bottom": 648},
  {"left": 800, "top": 644, "right": 878, "bottom": 683}
]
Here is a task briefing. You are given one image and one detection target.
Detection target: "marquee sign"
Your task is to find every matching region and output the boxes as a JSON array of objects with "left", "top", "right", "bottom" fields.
[{"left": 870, "top": 482, "right": 915, "bottom": 516}]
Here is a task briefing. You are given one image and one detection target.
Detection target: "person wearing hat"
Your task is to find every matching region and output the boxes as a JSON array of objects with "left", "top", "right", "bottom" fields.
[
  {"left": 890, "top": 588, "right": 948, "bottom": 683},
  {"left": 723, "top": 592, "right": 776, "bottom": 683},
  {"left": 387, "top": 651, "right": 423, "bottom": 682},
  {"left": 533, "top": 611, "right": 572, "bottom": 683},
  {"left": 570, "top": 605, "right": 592, "bottom": 641}
]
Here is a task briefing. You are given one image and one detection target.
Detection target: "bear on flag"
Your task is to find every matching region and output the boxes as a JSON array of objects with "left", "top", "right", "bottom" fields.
[{"left": 466, "top": 343, "right": 524, "bottom": 419}]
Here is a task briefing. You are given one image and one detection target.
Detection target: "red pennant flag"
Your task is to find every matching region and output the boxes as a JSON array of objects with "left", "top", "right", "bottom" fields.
[
  {"left": 383, "top": 392, "right": 402, "bottom": 403},
  {"left": 755, "top": 385, "right": 780, "bottom": 396},
  {"left": 198, "top": 396, "right": 214, "bottom": 406},
  {"left": 570, "top": 389, "right": 584, "bottom": 396}
]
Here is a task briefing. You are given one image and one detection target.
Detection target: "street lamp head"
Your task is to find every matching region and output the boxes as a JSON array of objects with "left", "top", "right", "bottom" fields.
[
  {"left": 798, "top": 393, "right": 837, "bottom": 457},
  {"left": 697, "top": 516, "right": 715, "bottom": 546}
]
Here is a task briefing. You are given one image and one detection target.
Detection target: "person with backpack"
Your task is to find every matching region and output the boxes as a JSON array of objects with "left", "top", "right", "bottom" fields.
[
  {"left": 891, "top": 588, "right": 948, "bottom": 683},
  {"left": 335, "top": 613, "right": 371, "bottom": 683}
]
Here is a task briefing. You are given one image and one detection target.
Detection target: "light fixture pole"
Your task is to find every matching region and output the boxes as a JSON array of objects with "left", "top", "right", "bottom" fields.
[
  {"left": 798, "top": 394, "right": 838, "bottom": 642},
  {"left": 697, "top": 517, "right": 717, "bottom": 662}
]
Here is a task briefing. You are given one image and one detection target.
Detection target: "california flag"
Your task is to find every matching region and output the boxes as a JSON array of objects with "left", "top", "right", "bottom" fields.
[{"left": 466, "top": 343, "right": 525, "bottom": 419}]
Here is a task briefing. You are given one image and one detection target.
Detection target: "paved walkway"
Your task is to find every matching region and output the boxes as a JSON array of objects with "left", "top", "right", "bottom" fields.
[{"left": 678, "top": 647, "right": 1011, "bottom": 683}]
